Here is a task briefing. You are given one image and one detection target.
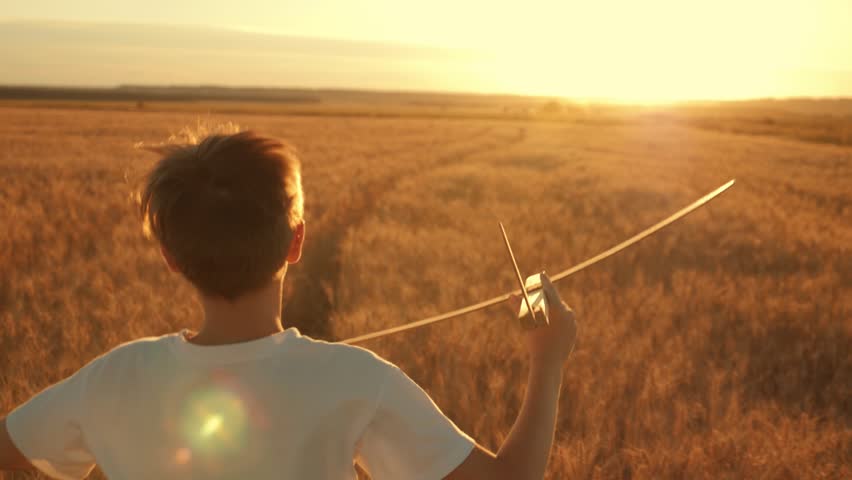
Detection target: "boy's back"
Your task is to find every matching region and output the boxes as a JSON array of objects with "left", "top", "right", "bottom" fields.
[{"left": 6, "top": 328, "right": 475, "bottom": 479}]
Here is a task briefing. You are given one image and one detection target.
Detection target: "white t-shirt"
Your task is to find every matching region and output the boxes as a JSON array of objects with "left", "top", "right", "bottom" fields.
[{"left": 7, "top": 328, "right": 475, "bottom": 480}]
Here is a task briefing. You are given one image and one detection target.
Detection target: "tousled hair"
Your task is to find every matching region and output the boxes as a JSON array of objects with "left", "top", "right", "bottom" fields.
[{"left": 140, "top": 131, "right": 304, "bottom": 300}]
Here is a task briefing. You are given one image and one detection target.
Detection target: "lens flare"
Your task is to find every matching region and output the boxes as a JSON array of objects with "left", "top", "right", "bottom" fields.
[
  {"left": 174, "top": 447, "right": 192, "bottom": 465},
  {"left": 200, "top": 415, "right": 224, "bottom": 437},
  {"left": 179, "top": 387, "right": 247, "bottom": 456}
]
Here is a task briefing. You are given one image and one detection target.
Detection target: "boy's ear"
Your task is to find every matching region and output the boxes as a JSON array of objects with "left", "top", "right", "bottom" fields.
[
  {"left": 160, "top": 246, "right": 181, "bottom": 273},
  {"left": 286, "top": 221, "right": 306, "bottom": 264}
]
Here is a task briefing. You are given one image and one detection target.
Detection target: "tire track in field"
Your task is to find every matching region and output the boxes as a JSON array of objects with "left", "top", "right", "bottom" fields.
[{"left": 282, "top": 126, "right": 527, "bottom": 339}]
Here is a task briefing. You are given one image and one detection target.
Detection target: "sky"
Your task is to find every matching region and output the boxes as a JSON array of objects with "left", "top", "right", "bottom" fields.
[{"left": 2, "top": 0, "right": 851, "bottom": 102}]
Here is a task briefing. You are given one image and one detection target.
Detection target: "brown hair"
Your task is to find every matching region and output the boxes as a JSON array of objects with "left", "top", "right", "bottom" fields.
[{"left": 140, "top": 131, "right": 304, "bottom": 299}]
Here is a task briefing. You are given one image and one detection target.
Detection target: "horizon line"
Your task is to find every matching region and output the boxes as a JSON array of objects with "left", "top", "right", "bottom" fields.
[{"left": 3, "top": 83, "right": 852, "bottom": 108}]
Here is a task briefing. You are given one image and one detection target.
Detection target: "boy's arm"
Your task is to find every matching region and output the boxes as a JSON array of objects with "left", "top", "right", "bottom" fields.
[
  {"left": 445, "top": 273, "right": 577, "bottom": 480},
  {"left": 0, "top": 418, "right": 35, "bottom": 472},
  {"left": 444, "top": 361, "right": 563, "bottom": 480},
  {"left": 0, "top": 356, "right": 101, "bottom": 478}
]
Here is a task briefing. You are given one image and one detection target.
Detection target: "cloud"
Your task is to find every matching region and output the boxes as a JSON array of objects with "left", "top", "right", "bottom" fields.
[{"left": 0, "top": 20, "right": 479, "bottom": 89}]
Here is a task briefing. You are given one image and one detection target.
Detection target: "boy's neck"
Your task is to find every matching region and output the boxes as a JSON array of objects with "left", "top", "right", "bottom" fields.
[{"left": 190, "top": 278, "right": 286, "bottom": 346}]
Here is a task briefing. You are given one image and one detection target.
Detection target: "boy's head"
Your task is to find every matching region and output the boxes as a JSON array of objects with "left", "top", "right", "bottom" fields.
[{"left": 140, "top": 131, "right": 304, "bottom": 300}]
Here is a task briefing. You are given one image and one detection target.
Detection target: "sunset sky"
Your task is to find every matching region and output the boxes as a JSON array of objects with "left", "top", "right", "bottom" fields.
[{"left": 2, "top": 0, "right": 851, "bottom": 102}]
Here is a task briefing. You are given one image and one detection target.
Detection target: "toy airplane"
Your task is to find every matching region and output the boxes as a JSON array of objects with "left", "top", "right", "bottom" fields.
[
  {"left": 342, "top": 179, "right": 735, "bottom": 344},
  {"left": 499, "top": 222, "right": 550, "bottom": 330}
]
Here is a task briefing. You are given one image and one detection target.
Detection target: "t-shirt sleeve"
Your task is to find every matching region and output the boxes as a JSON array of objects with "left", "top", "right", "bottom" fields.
[
  {"left": 5, "top": 361, "right": 99, "bottom": 480},
  {"left": 356, "top": 362, "right": 476, "bottom": 480}
]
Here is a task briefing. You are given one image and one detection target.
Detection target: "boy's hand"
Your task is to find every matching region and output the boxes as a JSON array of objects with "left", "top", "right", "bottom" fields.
[
  {"left": 524, "top": 272, "right": 577, "bottom": 368},
  {"left": 451, "top": 273, "right": 578, "bottom": 480}
]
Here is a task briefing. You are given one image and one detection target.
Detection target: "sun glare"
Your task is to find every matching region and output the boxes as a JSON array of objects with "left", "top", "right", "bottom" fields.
[
  {"left": 179, "top": 387, "right": 248, "bottom": 456},
  {"left": 200, "top": 415, "right": 224, "bottom": 437},
  {"left": 453, "top": 0, "right": 842, "bottom": 102}
]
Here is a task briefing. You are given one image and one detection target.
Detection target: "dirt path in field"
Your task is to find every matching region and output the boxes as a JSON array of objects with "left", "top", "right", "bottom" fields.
[{"left": 282, "top": 126, "right": 527, "bottom": 339}]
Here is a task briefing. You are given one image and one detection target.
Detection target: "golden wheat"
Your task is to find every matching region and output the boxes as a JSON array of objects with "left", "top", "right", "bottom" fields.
[{"left": 0, "top": 105, "right": 849, "bottom": 479}]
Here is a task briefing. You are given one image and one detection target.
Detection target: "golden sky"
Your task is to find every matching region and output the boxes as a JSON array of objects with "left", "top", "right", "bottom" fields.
[{"left": 2, "top": 0, "right": 851, "bottom": 101}]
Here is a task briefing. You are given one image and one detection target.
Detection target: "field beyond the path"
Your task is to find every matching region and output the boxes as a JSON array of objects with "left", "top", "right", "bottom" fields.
[{"left": 1, "top": 97, "right": 850, "bottom": 479}]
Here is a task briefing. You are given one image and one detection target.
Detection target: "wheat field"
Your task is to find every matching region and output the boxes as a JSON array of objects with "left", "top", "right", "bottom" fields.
[{"left": 1, "top": 104, "right": 850, "bottom": 479}]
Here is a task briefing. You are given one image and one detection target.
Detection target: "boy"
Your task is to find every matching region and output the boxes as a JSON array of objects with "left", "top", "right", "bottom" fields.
[{"left": 0, "top": 131, "right": 578, "bottom": 479}]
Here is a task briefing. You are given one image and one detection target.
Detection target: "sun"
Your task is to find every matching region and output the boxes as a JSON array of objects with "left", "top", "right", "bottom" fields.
[{"left": 455, "top": 0, "right": 825, "bottom": 102}]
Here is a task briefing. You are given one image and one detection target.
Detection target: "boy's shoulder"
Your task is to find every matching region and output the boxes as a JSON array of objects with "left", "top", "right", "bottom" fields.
[
  {"left": 294, "top": 333, "right": 395, "bottom": 371},
  {"left": 290, "top": 335, "right": 399, "bottom": 397},
  {"left": 95, "top": 330, "right": 392, "bottom": 369},
  {"left": 106, "top": 332, "right": 178, "bottom": 358},
  {"left": 81, "top": 330, "right": 396, "bottom": 386},
  {"left": 80, "top": 333, "right": 178, "bottom": 375}
]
